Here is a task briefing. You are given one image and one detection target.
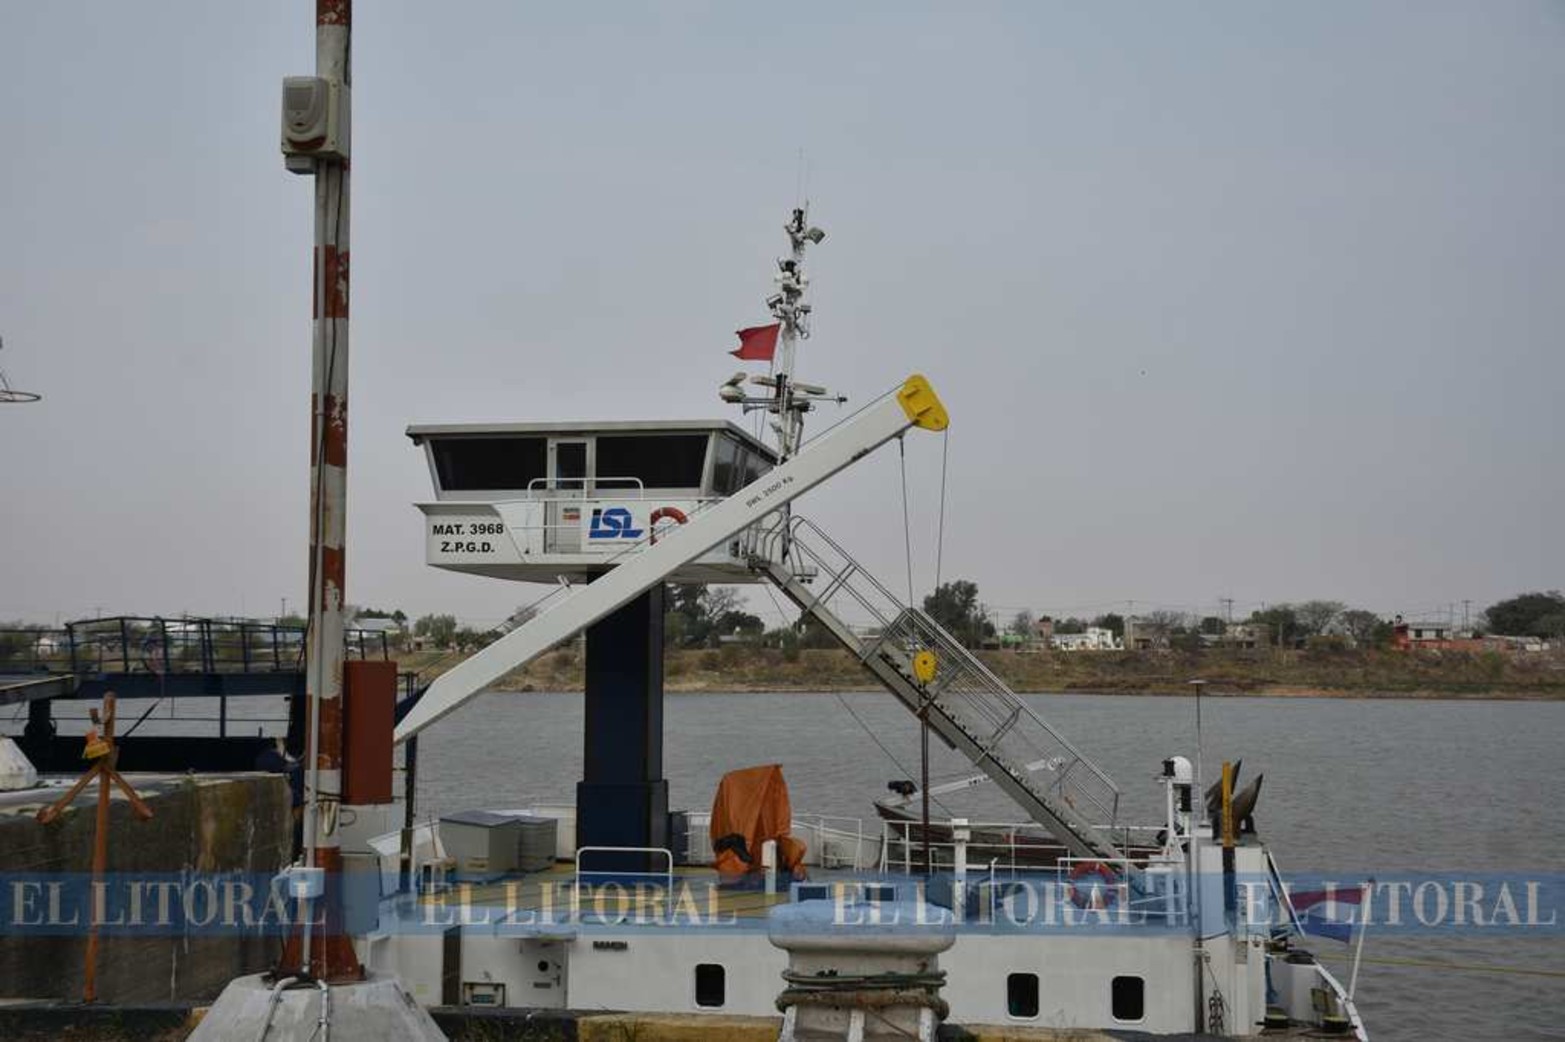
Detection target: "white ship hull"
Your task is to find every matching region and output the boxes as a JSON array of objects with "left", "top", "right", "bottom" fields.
[{"left": 359, "top": 799, "right": 1368, "bottom": 1039}]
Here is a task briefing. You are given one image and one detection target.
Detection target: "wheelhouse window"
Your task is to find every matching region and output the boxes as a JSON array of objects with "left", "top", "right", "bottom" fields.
[
  {"left": 553, "top": 440, "right": 587, "bottom": 491},
  {"left": 428, "top": 427, "right": 769, "bottom": 498},
  {"left": 431, "top": 436, "right": 546, "bottom": 492},
  {"left": 711, "top": 434, "right": 774, "bottom": 495},
  {"left": 596, "top": 433, "right": 708, "bottom": 490},
  {"left": 740, "top": 445, "right": 770, "bottom": 487},
  {"left": 712, "top": 435, "right": 743, "bottom": 494},
  {"left": 694, "top": 963, "right": 725, "bottom": 1008},
  {"left": 1006, "top": 973, "right": 1039, "bottom": 1018},
  {"left": 1111, "top": 975, "right": 1144, "bottom": 1021}
]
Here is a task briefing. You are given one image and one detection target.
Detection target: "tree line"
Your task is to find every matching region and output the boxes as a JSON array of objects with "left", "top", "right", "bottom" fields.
[
  {"left": 258, "top": 587, "right": 1565, "bottom": 657},
  {"left": 918, "top": 584, "right": 1565, "bottom": 650}
]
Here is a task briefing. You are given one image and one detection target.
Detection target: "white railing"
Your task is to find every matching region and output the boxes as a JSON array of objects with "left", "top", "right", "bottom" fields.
[
  {"left": 876, "top": 819, "right": 1164, "bottom": 874},
  {"left": 525, "top": 475, "right": 648, "bottom": 497},
  {"left": 879, "top": 818, "right": 1070, "bottom": 875},
  {"left": 574, "top": 845, "right": 674, "bottom": 895},
  {"left": 1056, "top": 854, "right": 1185, "bottom": 921},
  {"left": 792, "top": 814, "right": 873, "bottom": 871},
  {"left": 674, "top": 812, "right": 871, "bottom": 872}
]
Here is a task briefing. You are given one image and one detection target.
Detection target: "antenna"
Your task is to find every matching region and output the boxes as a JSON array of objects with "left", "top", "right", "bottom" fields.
[
  {"left": 0, "top": 337, "right": 42, "bottom": 403},
  {"left": 771, "top": 205, "right": 822, "bottom": 457},
  {"left": 717, "top": 203, "right": 844, "bottom": 460}
]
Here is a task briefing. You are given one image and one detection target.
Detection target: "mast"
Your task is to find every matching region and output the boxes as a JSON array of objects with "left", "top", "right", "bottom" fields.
[
  {"left": 770, "top": 207, "right": 822, "bottom": 459},
  {"left": 279, "top": 0, "right": 361, "bottom": 981},
  {"left": 718, "top": 206, "right": 839, "bottom": 458}
]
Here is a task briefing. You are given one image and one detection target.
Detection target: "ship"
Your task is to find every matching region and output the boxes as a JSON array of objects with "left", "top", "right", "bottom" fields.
[{"left": 355, "top": 207, "right": 1370, "bottom": 1039}]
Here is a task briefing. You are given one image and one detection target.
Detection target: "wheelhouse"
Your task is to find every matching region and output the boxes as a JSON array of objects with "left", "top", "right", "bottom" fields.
[{"left": 408, "top": 420, "right": 780, "bottom": 583}]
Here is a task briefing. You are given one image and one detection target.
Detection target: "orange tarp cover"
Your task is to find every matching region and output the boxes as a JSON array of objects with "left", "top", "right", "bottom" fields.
[{"left": 709, "top": 764, "right": 807, "bottom": 884}]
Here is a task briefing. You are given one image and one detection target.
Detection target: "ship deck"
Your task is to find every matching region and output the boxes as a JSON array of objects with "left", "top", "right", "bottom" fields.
[
  {"left": 383, "top": 856, "right": 1190, "bottom": 934},
  {"left": 408, "top": 861, "right": 828, "bottom": 925}
]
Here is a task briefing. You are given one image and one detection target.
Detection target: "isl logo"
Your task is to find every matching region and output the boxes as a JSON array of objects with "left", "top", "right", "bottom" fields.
[{"left": 588, "top": 506, "right": 644, "bottom": 540}]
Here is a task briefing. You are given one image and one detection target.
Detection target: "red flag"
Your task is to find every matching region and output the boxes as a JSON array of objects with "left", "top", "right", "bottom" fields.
[{"left": 730, "top": 323, "right": 781, "bottom": 362}]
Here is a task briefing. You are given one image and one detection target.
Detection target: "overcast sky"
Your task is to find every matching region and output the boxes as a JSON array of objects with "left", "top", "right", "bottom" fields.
[{"left": 2, "top": 1, "right": 1560, "bottom": 631}]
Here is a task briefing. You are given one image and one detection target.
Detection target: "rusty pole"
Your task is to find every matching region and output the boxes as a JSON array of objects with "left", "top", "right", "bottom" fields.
[
  {"left": 295, "top": 0, "right": 361, "bottom": 981},
  {"left": 36, "top": 693, "right": 153, "bottom": 1003},
  {"left": 83, "top": 697, "right": 113, "bottom": 1003}
]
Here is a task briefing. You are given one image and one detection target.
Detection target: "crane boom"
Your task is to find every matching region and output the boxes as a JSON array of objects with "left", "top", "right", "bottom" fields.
[{"left": 394, "top": 375, "right": 947, "bottom": 743}]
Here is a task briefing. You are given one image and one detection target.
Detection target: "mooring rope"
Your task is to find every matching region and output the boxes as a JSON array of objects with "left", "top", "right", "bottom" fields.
[
  {"left": 898, "top": 437, "right": 915, "bottom": 608},
  {"left": 933, "top": 428, "right": 949, "bottom": 594}
]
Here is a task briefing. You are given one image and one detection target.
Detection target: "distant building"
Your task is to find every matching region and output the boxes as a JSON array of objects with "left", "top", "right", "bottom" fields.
[
  {"left": 1052, "top": 626, "right": 1122, "bottom": 652},
  {"left": 1122, "top": 617, "right": 1168, "bottom": 651},
  {"left": 1407, "top": 622, "right": 1451, "bottom": 643},
  {"left": 1222, "top": 622, "right": 1261, "bottom": 649},
  {"left": 1391, "top": 616, "right": 1452, "bottom": 650}
]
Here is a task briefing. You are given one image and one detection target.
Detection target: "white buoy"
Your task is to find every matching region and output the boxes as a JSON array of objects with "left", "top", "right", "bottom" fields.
[{"left": 0, "top": 736, "right": 37, "bottom": 791}]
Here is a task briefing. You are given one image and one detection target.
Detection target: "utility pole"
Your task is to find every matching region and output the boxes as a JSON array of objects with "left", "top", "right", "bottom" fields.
[
  {"left": 279, "top": 0, "right": 361, "bottom": 982},
  {"left": 1220, "top": 597, "right": 1233, "bottom": 625},
  {"left": 1463, "top": 599, "right": 1471, "bottom": 633}
]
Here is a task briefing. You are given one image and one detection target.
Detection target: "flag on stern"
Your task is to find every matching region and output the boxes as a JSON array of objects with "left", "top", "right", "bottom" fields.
[
  {"left": 730, "top": 323, "right": 781, "bottom": 362},
  {"left": 1291, "top": 883, "right": 1367, "bottom": 943}
]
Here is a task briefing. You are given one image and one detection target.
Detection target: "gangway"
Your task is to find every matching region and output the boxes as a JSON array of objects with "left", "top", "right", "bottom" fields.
[
  {"left": 394, "top": 375, "right": 950, "bottom": 742},
  {"left": 751, "top": 515, "right": 1127, "bottom": 863}
]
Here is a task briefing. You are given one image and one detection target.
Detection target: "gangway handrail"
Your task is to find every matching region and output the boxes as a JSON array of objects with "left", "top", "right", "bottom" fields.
[
  {"left": 760, "top": 518, "right": 1126, "bottom": 862},
  {"left": 762, "top": 518, "right": 1122, "bottom": 811}
]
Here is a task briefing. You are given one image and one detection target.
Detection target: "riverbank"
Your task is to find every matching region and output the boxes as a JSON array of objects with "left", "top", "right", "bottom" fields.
[{"left": 396, "top": 646, "right": 1565, "bottom": 700}]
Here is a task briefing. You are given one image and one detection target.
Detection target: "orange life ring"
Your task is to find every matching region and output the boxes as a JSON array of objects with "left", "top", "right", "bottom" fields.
[
  {"left": 1067, "top": 860, "right": 1120, "bottom": 910},
  {"left": 648, "top": 506, "right": 688, "bottom": 544}
]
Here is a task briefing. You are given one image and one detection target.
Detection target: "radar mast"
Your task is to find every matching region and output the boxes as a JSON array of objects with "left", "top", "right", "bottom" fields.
[{"left": 719, "top": 207, "right": 843, "bottom": 460}]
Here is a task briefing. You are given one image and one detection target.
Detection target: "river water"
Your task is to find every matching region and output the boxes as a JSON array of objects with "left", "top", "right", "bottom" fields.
[{"left": 410, "top": 690, "right": 1565, "bottom": 1042}]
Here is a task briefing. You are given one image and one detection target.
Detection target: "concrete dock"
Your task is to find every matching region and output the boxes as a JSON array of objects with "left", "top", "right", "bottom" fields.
[{"left": 0, "top": 771, "right": 292, "bottom": 1004}]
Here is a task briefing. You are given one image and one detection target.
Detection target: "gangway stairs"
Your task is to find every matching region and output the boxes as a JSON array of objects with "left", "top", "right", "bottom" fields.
[{"left": 751, "top": 516, "right": 1127, "bottom": 864}]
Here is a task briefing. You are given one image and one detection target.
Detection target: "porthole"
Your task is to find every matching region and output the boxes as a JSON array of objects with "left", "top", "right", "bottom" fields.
[
  {"left": 1007, "top": 972, "right": 1039, "bottom": 1018},
  {"left": 1111, "top": 975, "right": 1144, "bottom": 1022},
  {"left": 695, "top": 963, "right": 725, "bottom": 1008}
]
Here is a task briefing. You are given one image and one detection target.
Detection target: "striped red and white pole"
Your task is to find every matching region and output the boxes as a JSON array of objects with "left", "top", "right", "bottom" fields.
[{"left": 285, "top": 0, "right": 362, "bottom": 982}]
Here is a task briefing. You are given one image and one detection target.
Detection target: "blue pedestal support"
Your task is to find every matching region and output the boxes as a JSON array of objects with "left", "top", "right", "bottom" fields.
[{"left": 576, "top": 585, "right": 669, "bottom": 873}]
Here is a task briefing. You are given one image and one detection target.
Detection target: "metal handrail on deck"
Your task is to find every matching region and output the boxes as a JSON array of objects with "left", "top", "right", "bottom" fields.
[
  {"left": 573, "top": 845, "right": 675, "bottom": 897},
  {"left": 879, "top": 817, "right": 1092, "bottom": 876},
  {"left": 792, "top": 813, "right": 871, "bottom": 871},
  {"left": 525, "top": 475, "right": 647, "bottom": 496},
  {"left": 0, "top": 615, "right": 395, "bottom": 677}
]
